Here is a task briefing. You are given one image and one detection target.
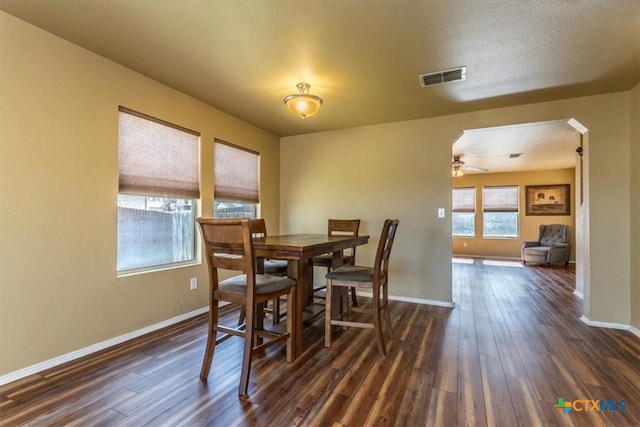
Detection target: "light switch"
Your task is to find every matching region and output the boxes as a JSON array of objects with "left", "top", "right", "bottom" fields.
[{"left": 438, "top": 208, "right": 445, "bottom": 218}]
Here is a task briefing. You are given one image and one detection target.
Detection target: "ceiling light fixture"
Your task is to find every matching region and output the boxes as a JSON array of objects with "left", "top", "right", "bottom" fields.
[
  {"left": 452, "top": 155, "right": 465, "bottom": 177},
  {"left": 284, "top": 82, "right": 323, "bottom": 119},
  {"left": 451, "top": 165, "right": 464, "bottom": 177}
]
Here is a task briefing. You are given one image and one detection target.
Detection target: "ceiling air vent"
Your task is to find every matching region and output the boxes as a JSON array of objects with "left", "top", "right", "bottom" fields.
[
  {"left": 419, "top": 66, "right": 466, "bottom": 87},
  {"left": 508, "top": 153, "right": 523, "bottom": 158}
]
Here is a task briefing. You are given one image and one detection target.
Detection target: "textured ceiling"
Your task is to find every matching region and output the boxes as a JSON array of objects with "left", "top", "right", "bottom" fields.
[
  {"left": 1, "top": 1, "right": 638, "bottom": 173},
  {"left": 453, "top": 120, "right": 581, "bottom": 174}
]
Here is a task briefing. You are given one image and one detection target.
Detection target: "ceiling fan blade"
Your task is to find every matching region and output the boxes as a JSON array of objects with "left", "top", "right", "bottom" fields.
[
  {"left": 462, "top": 164, "right": 489, "bottom": 172},
  {"left": 453, "top": 155, "right": 488, "bottom": 172}
]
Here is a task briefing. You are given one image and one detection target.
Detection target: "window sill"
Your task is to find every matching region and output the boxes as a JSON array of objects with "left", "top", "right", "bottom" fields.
[
  {"left": 482, "top": 236, "right": 519, "bottom": 240},
  {"left": 117, "top": 260, "right": 201, "bottom": 278}
]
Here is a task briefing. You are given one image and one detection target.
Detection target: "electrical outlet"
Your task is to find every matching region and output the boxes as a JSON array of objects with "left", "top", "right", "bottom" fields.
[
  {"left": 463, "top": 242, "right": 467, "bottom": 248},
  {"left": 190, "top": 277, "right": 197, "bottom": 290},
  {"left": 438, "top": 208, "right": 445, "bottom": 218}
]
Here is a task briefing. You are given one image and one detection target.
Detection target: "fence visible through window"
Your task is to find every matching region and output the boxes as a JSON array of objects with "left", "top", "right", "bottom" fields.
[
  {"left": 213, "top": 201, "right": 256, "bottom": 219},
  {"left": 117, "top": 196, "right": 195, "bottom": 271}
]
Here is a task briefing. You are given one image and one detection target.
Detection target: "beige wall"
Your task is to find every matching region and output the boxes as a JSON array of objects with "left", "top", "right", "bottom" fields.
[
  {"left": 281, "top": 120, "right": 455, "bottom": 303},
  {"left": 631, "top": 83, "right": 640, "bottom": 330},
  {"left": 0, "top": 13, "right": 280, "bottom": 376},
  {"left": 281, "top": 92, "right": 632, "bottom": 326},
  {"left": 452, "top": 169, "right": 576, "bottom": 259}
]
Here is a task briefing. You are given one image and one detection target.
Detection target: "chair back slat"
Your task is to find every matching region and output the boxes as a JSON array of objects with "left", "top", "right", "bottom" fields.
[
  {"left": 328, "top": 219, "right": 361, "bottom": 235},
  {"left": 328, "top": 219, "right": 361, "bottom": 260},
  {"left": 373, "top": 219, "right": 400, "bottom": 280},
  {"left": 249, "top": 218, "right": 268, "bottom": 238},
  {"left": 197, "top": 218, "right": 256, "bottom": 293},
  {"left": 213, "top": 254, "right": 247, "bottom": 271}
]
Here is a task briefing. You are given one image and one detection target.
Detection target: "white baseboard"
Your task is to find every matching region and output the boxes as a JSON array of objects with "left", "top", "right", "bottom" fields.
[
  {"left": 573, "top": 290, "right": 584, "bottom": 299},
  {"left": 580, "top": 315, "right": 640, "bottom": 338},
  {"left": 452, "top": 254, "right": 521, "bottom": 261},
  {"left": 356, "top": 291, "right": 455, "bottom": 308},
  {"left": 0, "top": 307, "right": 209, "bottom": 386}
]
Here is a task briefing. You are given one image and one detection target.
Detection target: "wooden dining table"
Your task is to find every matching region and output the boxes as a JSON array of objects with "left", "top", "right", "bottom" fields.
[{"left": 253, "top": 233, "right": 369, "bottom": 359}]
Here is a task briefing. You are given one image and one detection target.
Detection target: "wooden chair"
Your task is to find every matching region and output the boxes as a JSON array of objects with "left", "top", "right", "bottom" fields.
[
  {"left": 249, "top": 219, "right": 288, "bottom": 276},
  {"left": 324, "top": 219, "right": 399, "bottom": 356},
  {"left": 312, "top": 219, "right": 361, "bottom": 306},
  {"left": 236, "top": 219, "right": 288, "bottom": 326},
  {"left": 197, "top": 218, "right": 295, "bottom": 396}
]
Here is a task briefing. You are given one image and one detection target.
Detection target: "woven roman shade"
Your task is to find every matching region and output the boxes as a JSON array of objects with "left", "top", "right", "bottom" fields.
[
  {"left": 483, "top": 186, "right": 519, "bottom": 212},
  {"left": 452, "top": 187, "right": 476, "bottom": 212},
  {"left": 214, "top": 139, "right": 259, "bottom": 203},
  {"left": 118, "top": 107, "right": 200, "bottom": 199}
]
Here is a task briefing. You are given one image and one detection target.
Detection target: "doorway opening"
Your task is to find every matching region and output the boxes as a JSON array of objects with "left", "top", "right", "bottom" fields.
[{"left": 450, "top": 118, "right": 590, "bottom": 312}]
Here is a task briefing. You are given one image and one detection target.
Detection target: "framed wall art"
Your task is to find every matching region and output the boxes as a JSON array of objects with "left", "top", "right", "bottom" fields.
[{"left": 525, "top": 184, "right": 570, "bottom": 216}]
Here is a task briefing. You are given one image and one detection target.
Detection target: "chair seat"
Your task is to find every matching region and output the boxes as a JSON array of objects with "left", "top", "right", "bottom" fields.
[
  {"left": 264, "top": 259, "right": 288, "bottom": 274},
  {"left": 220, "top": 274, "right": 295, "bottom": 296},
  {"left": 524, "top": 246, "right": 551, "bottom": 256},
  {"left": 326, "top": 265, "right": 373, "bottom": 284},
  {"left": 312, "top": 254, "right": 354, "bottom": 268}
]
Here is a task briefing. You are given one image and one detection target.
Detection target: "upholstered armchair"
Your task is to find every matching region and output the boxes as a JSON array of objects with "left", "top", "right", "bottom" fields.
[{"left": 522, "top": 224, "right": 571, "bottom": 267}]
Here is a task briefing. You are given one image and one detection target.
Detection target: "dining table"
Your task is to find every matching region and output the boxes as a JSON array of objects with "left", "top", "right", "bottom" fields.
[{"left": 252, "top": 233, "right": 369, "bottom": 359}]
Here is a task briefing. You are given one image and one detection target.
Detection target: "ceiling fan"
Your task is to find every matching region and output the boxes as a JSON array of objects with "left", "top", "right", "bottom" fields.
[{"left": 451, "top": 155, "right": 488, "bottom": 177}]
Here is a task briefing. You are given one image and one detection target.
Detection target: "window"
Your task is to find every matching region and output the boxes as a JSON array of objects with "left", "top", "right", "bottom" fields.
[
  {"left": 213, "top": 139, "right": 259, "bottom": 219},
  {"left": 452, "top": 187, "right": 476, "bottom": 237},
  {"left": 482, "top": 186, "right": 519, "bottom": 238},
  {"left": 117, "top": 107, "right": 200, "bottom": 272}
]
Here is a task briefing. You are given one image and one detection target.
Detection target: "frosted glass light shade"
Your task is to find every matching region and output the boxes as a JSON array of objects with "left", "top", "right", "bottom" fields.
[{"left": 284, "top": 83, "right": 323, "bottom": 119}]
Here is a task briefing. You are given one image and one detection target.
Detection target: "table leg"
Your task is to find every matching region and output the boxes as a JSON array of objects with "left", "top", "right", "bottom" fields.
[
  {"left": 287, "top": 257, "right": 323, "bottom": 359},
  {"left": 331, "top": 250, "right": 344, "bottom": 268},
  {"left": 296, "top": 258, "right": 308, "bottom": 358},
  {"left": 306, "top": 258, "right": 315, "bottom": 305}
]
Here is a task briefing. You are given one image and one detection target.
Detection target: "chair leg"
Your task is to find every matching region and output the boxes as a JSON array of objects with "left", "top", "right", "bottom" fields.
[
  {"left": 254, "top": 303, "right": 265, "bottom": 346},
  {"left": 383, "top": 304, "right": 393, "bottom": 341},
  {"left": 200, "top": 300, "right": 219, "bottom": 381},
  {"left": 342, "top": 287, "right": 349, "bottom": 330},
  {"left": 325, "top": 278, "right": 333, "bottom": 348},
  {"left": 238, "top": 302, "right": 255, "bottom": 396},
  {"left": 272, "top": 297, "right": 281, "bottom": 326},
  {"left": 372, "top": 295, "right": 386, "bottom": 356},
  {"left": 350, "top": 286, "right": 358, "bottom": 307},
  {"left": 382, "top": 282, "right": 392, "bottom": 340},
  {"left": 240, "top": 302, "right": 271, "bottom": 332},
  {"left": 286, "top": 288, "right": 295, "bottom": 363},
  {"left": 237, "top": 306, "right": 246, "bottom": 327}
]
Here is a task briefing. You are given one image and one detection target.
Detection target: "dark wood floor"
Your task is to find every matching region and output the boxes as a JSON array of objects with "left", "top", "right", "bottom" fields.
[{"left": 2, "top": 259, "right": 639, "bottom": 426}]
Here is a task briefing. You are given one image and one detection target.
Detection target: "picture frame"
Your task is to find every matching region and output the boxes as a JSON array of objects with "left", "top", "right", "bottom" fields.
[{"left": 525, "top": 184, "right": 570, "bottom": 216}]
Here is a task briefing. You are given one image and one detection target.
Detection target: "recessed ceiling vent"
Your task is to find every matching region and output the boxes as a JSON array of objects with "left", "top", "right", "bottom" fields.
[
  {"left": 508, "top": 153, "right": 523, "bottom": 158},
  {"left": 419, "top": 66, "right": 466, "bottom": 87}
]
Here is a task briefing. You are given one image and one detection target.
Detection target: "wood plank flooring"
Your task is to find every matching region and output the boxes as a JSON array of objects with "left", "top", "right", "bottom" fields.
[{"left": 1, "top": 259, "right": 639, "bottom": 426}]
